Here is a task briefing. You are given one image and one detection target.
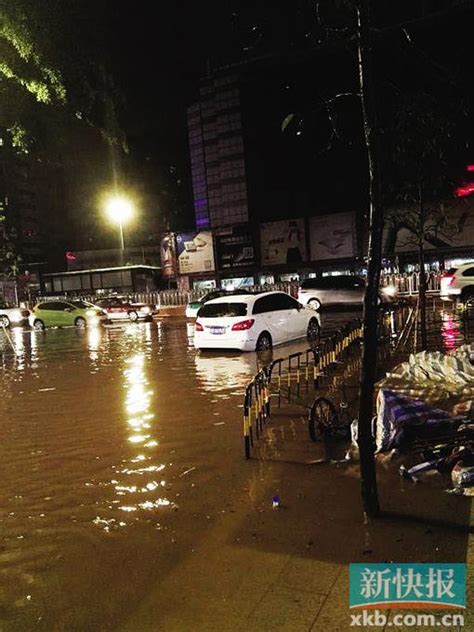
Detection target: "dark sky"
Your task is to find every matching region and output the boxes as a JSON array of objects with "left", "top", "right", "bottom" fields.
[
  {"left": 61, "top": 0, "right": 474, "bottom": 251},
  {"left": 108, "top": 1, "right": 237, "bottom": 162}
]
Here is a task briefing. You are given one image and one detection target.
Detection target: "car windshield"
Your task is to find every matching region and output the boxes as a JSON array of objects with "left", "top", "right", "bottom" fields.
[
  {"left": 70, "top": 300, "right": 90, "bottom": 309},
  {"left": 198, "top": 302, "right": 248, "bottom": 318},
  {"left": 202, "top": 291, "right": 223, "bottom": 302}
]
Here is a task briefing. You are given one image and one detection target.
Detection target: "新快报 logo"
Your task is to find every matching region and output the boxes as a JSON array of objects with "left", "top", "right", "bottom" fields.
[{"left": 349, "top": 563, "right": 466, "bottom": 609}]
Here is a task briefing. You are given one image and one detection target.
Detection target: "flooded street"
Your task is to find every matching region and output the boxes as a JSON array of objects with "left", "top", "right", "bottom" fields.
[{"left": 0, "top": 311, "right": 359, "bottom": 630}]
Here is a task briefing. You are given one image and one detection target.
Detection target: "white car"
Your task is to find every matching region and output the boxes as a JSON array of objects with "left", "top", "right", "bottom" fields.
[
  {"left": 0, "top": 304, "right": 30, "bottom": 328},
  {"left": 440, "top": 264, "right": 474, "bottom": 303},
  {"left": 194, "top": 291, "right": 321, "bottom": 352},
  {"left": 298, "top": 275, "right": 397, "bottom": 309}
]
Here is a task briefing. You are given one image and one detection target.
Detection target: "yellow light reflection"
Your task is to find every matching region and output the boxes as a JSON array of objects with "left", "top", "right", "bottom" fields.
[
  {"left": 106, "top": 352, "right": 172, "bottom": 517},
  {"left": 87, "top": 325, "right": 102, "bottom": 363}
]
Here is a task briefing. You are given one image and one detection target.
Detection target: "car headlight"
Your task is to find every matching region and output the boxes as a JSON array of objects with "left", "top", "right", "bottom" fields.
[{"left": 381, "top": 285, "right": 397, "bottom": 297}]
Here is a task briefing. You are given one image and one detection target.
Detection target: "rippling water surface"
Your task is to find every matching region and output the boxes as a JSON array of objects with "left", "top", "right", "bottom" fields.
[
  {"left": 0, "top": 314, "right": 355, "bottom": 630},
  {"left": 2, "top": 304, "right": 463, "bottom": 629}
]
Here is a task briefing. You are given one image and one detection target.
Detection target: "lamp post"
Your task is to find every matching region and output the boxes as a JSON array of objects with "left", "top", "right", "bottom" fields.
[{"left": 105, "top": 195, "right": 134, "bottom": 261}]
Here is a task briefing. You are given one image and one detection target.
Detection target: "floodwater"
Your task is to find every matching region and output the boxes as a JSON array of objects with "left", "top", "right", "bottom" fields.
[
  {"left": 0, "top": 311, "right": 361, "bottom": 630},
  {"left": 0, "top": 304, "right": 470, "bottom": 632}
]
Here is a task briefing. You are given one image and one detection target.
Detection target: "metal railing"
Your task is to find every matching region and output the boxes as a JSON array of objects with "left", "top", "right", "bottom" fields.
[
  {"left": 242, "top": 319, "right": 364, "bottom": 459},
  {"left": 24, "top": 272, "right": 442, "bottom": 309}
]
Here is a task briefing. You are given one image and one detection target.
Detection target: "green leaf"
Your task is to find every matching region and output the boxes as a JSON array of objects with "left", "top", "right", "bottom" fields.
[{"left": 281, "top": 113, "right": 295, "bottom": 132}]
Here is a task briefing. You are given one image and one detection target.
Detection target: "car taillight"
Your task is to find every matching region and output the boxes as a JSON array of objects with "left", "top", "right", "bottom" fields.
[
  {"left": 442, "top": 274, "right": 455, "bottom": 286},
  {"left": 195, "top": 322, "right": 204, "bottom": 331},
  {"left": 231, "top": 319, "right": 255, "bottom": 331}
]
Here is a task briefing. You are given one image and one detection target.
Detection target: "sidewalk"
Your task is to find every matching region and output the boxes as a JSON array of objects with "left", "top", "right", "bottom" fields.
[{"left": 123, "top": 305, "right": 472, "bottom": 631}]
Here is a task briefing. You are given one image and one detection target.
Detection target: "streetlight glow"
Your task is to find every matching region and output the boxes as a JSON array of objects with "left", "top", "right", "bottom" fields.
[
  {"left": 105, "top": 196, "right": 134, "bottom": 224},
  {"left": 104, "top": 194, "right": 135, "bottom": 252}
]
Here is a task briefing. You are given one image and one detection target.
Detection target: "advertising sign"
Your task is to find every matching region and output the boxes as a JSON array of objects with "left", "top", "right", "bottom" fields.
[
  {"left": 383, "top": 200, "right": 474, "bottom": 253},
  {"left": 260, "top": 219, "right": 307, "bottom": 266},
  {"left": 309, "top": 212, "right": 355, "bottom": 260},
  {"left": 215, "top": 225, "right": 255, "bottom": 271},
  {"left": 160, "top": 233, "right": 178, "bottom": 277},
  {"left": 176, "top": 230, "right": 215, "bottom": 274}
]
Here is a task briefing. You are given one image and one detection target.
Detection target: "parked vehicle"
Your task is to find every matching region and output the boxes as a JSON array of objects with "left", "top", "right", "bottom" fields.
[
  {"left": 440, "top": 264, "right": 474, "bottom": 303},
  {"left": 297, "top": 275, "right": 397, "bottom": 309},
  {"left": 94, "top": 296, "right": 158, "bottom": 321},
  {"left": 0, "top": 304, "right": 30, "bottom": 328},
  {"left": 29, "top": 300, "right": 107, "bottom": 330},
  {"left": 194, "top": 291, "right": 321, "bottom": 351},
  {"left": 186, "top": 289, "right": 251, "bottom": 318}
]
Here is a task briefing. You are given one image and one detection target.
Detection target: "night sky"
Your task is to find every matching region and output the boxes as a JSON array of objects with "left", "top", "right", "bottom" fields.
[{"left": 59, "top": 1, "right": 474, "bottom": 253}]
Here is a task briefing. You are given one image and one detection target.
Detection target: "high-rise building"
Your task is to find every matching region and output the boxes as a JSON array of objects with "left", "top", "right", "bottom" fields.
[{"left": 187, "top": 73, "right": 249, "bottom": 229}]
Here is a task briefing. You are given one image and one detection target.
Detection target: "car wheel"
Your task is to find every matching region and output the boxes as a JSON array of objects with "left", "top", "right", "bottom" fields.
[
  {"left": 75, "top": 316, "right": 87, "bottom": 328},
  {"left": 307, "top": 318, "right": 320, "bottom": 344},
  {"left": 128, "top": 310, "right": 138, "bottom": 322},
  {"left": 463, "top": 291, "right": 474, "bottom": 307},
  {"left": 256, "top": 332, "right": 272, "bottom": 351},
  {"left": 33, "top": 319, "right": 45, "bottom": 331},
  {"left": 308, "top": 298, "right": 321, "bottom": 311},
  {"left": 0, "top": 315, "right": 10, "bottom": 328}
]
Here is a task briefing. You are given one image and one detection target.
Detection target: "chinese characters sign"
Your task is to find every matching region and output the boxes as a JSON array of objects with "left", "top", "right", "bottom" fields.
[
  {"left": 349, "top": 564, "right": 466, "bottom": 609},
  {"left": 215, "top": 225, "right": 255, "bottom": 270}
]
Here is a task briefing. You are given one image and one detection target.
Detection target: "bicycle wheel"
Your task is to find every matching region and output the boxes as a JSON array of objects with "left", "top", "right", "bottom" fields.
[{"left": 308, "top": 397, "right": 339, "bottom": 442}]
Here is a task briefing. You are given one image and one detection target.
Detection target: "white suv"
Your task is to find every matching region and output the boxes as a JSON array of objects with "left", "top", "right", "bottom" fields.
[
  {"left": 440, "top": 264, "right": 474, "bottom": 303},
  {"left": 194, "top": 291, "right": 321, "bottom": 351}
]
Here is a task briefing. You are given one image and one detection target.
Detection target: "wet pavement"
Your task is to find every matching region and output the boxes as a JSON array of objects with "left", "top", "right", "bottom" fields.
[{"left": 0, "top": 309, "right": 365, "bottom": 630}]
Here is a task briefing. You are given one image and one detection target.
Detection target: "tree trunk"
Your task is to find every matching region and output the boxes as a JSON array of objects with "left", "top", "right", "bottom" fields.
[
  {"left": 418, "top": 190, "right": 427, "bottom": 351},
  {"left": 356, "top": 0, "right": 381, "bottom": 519}
]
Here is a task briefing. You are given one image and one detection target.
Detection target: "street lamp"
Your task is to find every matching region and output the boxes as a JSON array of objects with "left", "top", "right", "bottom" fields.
[{"left": 105, "top": 195, "right": 134, "bottom": 251}]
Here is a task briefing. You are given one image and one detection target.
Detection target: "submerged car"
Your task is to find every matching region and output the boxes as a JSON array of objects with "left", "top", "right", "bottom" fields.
[
  {"left": 29, "top": 300, "right": 107, "bottom": 330},
  {"left": 194, "top": 291, "right": 320, "bottom": 352},
  {"left": 0, "top": 304, "right": 30, "bottom": 328},
  {"left": 94, "top": 296, "right": 158, "bottom": 322},
  {"left": 298, "top": 275, "right": 397, "bottom": 309},
  {"left": 186, "top": 289, "right": 251, "bottom": 318}
]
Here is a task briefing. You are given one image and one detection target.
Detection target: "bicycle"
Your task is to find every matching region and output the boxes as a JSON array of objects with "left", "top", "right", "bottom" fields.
[{"left": 308, "top": 382, "right": 356, "bottom": 442}]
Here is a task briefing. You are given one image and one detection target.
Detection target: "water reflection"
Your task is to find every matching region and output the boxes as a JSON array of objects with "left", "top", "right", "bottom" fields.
[
  {"left": 441, "top": 310, "right": 460, "bottom": 352},
  {"left": 101, "top": 351, "right": 172, "bottom": 521},
  {"left": 194, "top": 352, "right": 257, "bottom": 393}
]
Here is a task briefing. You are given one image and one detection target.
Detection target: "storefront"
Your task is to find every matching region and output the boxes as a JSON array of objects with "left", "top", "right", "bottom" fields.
[{"left": 41, "top": 265, "right": 162, "bottom": 295}]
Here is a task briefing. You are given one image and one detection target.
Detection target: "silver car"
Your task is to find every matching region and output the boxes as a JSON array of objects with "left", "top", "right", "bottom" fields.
[
  {"left": 298, "top": 276, "right": 397, "bottom": 309},
  {"left": 0, "top": 304, "right": 30, "bottom": 328}
]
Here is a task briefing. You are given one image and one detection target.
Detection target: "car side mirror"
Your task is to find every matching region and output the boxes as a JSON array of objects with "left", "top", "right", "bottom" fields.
[
  {"left": 64, "top": 307, "right": 73, "bottom": 312},
  {"left": 296, "top": 303, "right": 303, "bottom": 311}
]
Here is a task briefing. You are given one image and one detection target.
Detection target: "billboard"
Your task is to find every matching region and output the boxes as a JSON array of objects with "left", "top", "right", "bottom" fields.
[
  {"left": 383, "top": 200, "right": 474, "bottom": 253},
  {"left": 160, "top": 233, "right": 178, "bottom": 277},
  {"left": 260, "top": 219, "right": 307, "bottom": 266},
  {"left": 309, "top": 212, "right": 356, "bottom": 260},
  {"left": 215, "top": 225, "right": 255, "bottom": 271},
  {"left": 176, "top": 230, "right": 215, "bottom": 274}
]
